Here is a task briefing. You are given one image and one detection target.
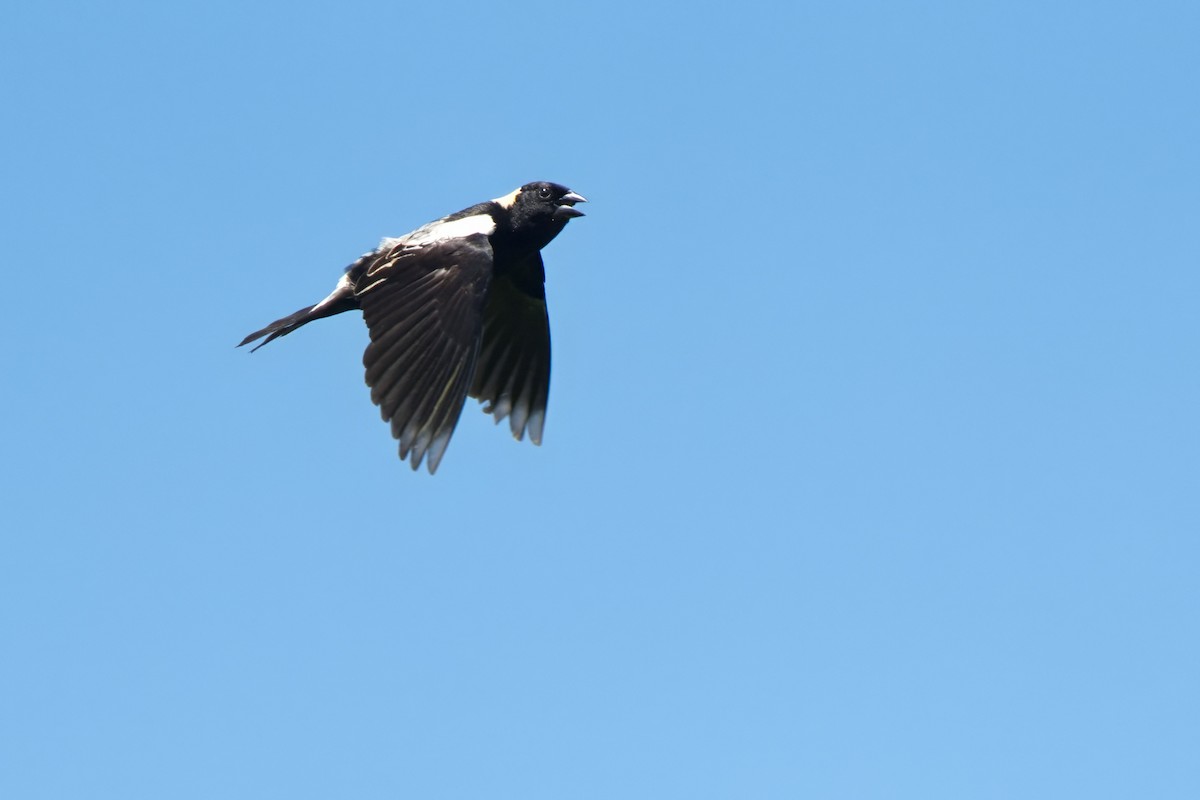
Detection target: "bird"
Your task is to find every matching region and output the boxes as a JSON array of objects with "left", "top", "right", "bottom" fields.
[{"left": 239, "top": 181, "right": 586, "bottom": 474}]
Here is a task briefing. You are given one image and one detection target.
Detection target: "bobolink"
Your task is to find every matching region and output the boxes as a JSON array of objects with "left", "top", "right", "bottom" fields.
[{"left": 240, "top": 181, "right": 585, "bottom": 473}]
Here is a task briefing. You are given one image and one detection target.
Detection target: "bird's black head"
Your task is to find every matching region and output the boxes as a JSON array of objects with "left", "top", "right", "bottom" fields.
[
  {"left": 490, "top": 181, "right": 586, "bottom": 255},
  {"left": 535, "top": 181, "right": 587, "bottom": 220}
]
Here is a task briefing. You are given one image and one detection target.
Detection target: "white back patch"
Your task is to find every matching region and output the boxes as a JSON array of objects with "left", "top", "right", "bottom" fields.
[{"left": 403, "top": 213, "right": 496, "bottom": 246}]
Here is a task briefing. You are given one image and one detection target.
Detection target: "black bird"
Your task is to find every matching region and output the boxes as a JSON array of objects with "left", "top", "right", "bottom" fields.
[{"left": 239, "top": 181, "right": 586, "bottom": 474}]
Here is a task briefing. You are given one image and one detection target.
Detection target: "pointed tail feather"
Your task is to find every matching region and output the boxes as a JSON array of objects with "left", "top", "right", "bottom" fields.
[
  {"left": 238, "top": 305, "right": 322, "bottom": 352},
  {"left": 239, "top": 275, "right": 360, "bottom": 352}
]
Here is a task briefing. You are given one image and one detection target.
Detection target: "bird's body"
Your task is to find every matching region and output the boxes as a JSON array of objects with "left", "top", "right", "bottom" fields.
[{"left": 240, "top": 181, "right": 585, "bottom": 473}]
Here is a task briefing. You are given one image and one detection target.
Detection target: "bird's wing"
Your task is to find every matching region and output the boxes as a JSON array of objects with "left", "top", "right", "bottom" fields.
[
  {"left": 469, "top": 252, "right": 552, "bottom": 445},
  {"left": 357, "top": 234, "right": 494, "bottom": 473}
]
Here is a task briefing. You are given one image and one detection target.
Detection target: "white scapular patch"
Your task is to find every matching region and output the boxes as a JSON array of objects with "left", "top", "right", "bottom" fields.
[
  {"left": 491, "top": 187, "right": 522, "bottom": 209},
  {"left": 403, "top": 213, "right": 496, "bottom": 246}
]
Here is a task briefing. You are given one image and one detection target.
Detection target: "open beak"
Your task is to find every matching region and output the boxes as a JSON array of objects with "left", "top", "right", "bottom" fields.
[{"left": 553, "top": 191, "right": 588, "bottom": 219}]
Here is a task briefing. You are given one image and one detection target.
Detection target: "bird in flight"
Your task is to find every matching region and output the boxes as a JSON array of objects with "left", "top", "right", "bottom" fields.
[{"left": 239, "top": 181, "right": 586, "bottom": 474}]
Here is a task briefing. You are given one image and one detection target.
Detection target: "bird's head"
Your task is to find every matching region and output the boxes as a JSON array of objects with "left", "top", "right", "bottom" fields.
[
  {"left": 512, "top": 181, "right": 586, "bottom": 219},
  {"left": 490, "top": 181, "right": 586, "bottom": 254}
]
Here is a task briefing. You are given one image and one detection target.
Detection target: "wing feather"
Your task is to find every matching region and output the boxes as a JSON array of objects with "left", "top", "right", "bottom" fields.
[
  {"left": 357, "top": 235, "right": 493, "bottom": 473},
  {"left": 469, "top": 252, "right": 552, "bottom": 445}
]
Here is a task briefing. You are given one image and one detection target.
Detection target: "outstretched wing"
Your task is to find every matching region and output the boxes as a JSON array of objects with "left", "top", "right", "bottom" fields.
[
  {"left": 470, "top": 252, "right": 552, "bottom": 445},
  {"left": 357, "top": 234, "right": 494, "bottom": 473}
]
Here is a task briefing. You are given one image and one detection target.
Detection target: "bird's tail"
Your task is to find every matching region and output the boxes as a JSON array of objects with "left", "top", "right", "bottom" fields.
[
  {"left": 238, "top": 305, "right": 323, "bottom": 352},
  {"left": 239, "top": 276, "right": 359, "bottom": 352}
]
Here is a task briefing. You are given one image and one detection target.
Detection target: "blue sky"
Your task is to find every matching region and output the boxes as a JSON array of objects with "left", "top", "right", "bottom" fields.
[{"left": 2, "top": 1, "right": 1197, "bottom": 797}]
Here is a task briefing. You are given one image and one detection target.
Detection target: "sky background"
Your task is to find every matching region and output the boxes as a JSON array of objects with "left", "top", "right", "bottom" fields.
[{"left": 2, "top": 1, "right": 1198, "bottom": 798}]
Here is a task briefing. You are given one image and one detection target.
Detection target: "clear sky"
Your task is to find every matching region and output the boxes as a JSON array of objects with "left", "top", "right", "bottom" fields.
[{"left": 2, "top": 1, "right": 1197, "bottom": 798}]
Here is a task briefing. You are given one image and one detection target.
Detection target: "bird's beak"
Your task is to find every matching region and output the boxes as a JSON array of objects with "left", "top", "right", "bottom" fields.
[{"left": 553, "top": 191, "right": 587, "bottom": 219}]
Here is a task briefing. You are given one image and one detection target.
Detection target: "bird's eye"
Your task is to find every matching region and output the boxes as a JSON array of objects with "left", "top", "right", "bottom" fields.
[{"left": 538, "top": 186, "right": 552, "bottom": 199}]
